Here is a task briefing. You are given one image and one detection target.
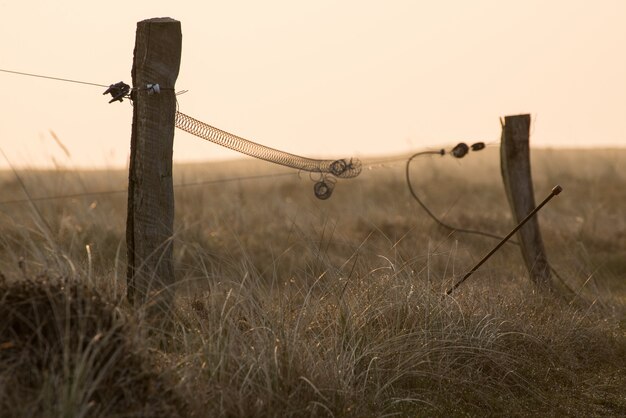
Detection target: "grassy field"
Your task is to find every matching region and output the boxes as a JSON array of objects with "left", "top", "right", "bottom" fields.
[{"left": 0, "top": 148, "right": 624, "bottom": 417}]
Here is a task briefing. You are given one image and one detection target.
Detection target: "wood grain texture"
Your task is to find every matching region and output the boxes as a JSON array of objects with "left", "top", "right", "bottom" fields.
[
  {"left": 500, "top": 114, "right": 552, "bottom": 286},
  {"left": 127, "top": 18, "right": 181, "bottom": 305}
]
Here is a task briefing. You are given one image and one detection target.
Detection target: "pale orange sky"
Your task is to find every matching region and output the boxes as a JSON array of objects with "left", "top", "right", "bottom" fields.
[{"left": 1, "top": 1, "right": 625, "bottom": 169}]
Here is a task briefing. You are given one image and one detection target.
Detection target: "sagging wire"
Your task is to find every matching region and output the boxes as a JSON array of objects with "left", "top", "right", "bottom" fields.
[
  {"left": 405, "top": 142, "right": 507, "bottom": 241},
  {"left": 174, "top": 111, "right": 361, "bottom": 199},
  {"left": 175, "top": 111, "right": 362, "bottom": 179}
]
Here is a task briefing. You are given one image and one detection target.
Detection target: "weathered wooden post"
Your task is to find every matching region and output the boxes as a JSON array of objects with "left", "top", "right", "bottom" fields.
[
  {"left": 500, "top": 114, "right": 553, "bottom": 287},
  {"left": 126, "top": 18, "right": 182, "bottom": 307}
]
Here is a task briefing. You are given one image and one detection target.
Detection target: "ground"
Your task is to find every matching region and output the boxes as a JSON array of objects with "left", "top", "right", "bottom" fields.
[{"left": 0, "top": 148, "right": 624, "bottom": 417}]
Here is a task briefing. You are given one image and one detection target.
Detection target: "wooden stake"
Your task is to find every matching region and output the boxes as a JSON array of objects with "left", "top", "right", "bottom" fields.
[
  {"left": 500, "top": 114, "right": 553, "bottom": 286},
  {"left": 126, "top": 18, "right": 182, "bottom": 306}
]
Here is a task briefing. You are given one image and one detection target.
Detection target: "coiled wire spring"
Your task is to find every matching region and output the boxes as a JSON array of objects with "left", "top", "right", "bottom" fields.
[
  {"left": 175, "top": 111, "right": 362, "bottom": 178},
  {"left": 175, "top": 111, "right": 362, "bottom": 199}
]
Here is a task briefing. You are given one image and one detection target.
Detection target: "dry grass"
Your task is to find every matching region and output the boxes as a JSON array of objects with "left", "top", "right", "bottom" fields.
[
  {"left": 0, "top": 148, "right": 624, "bottom": 417},
  {"left": 0, "top": 275, "right": 186, "bottom": 418}
]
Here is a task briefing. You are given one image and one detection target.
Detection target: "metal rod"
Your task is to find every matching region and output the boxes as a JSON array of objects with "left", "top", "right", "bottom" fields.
[{"left": 445, "top": 185, "right": 563, "bottom": 296}]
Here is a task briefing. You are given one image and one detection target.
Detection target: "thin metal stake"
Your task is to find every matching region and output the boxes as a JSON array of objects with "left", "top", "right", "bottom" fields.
[{"left": 445, "top": 185, "right": 563, "bottom": 296}]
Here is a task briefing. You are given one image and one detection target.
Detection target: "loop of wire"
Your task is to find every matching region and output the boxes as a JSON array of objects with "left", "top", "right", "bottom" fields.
[{"left": 313, "top": 175, "right": 337, "bottom": 200}]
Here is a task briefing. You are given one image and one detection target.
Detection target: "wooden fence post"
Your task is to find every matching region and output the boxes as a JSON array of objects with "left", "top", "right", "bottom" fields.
[
  {"left": 500, "top": 114, "right": 553, "bottom": 287},
  {"left": 126, "top": 18, "right": 182, "bottom": 307}
]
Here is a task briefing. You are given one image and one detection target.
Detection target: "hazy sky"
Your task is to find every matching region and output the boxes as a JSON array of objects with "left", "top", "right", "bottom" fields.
[{"left": 1, "top": 0, "right": 625, "bottom": 169}]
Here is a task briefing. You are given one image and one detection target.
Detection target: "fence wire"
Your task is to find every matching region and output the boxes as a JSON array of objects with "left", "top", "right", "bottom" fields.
[{"left": 0, "top": 157, "right": 408, "bottom": 206}]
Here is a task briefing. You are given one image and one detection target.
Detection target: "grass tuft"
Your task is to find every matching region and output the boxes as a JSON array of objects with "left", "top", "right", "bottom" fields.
[{"left": 0, "top": 275, "right": 187, "bottom": 418}]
